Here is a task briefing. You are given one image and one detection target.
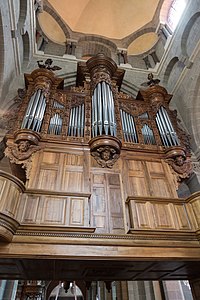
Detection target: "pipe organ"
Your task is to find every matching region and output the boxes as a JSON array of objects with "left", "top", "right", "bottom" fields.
[{"left": 1, "top": 54, "right": 198, "bottom": 286}]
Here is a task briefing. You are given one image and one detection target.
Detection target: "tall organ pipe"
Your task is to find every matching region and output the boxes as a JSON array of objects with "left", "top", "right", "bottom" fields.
[
  {"left": 21, "top": 89, "right": 46, "bottom": 132},
  {"left": 120, "top": 109, "right": 138, "bottom": 143},
  {"left": 156, "top": 106, "right": 179, "bottom": 146},
  {"left": 67, "top": 104, "right": 85, "bottom": 137},
  {"left": 92, "top": 82, "right": 116, "bottom": 137}
]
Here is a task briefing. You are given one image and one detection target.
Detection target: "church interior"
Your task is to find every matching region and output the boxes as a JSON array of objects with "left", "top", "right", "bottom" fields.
[{"left": 1, "top": 0, "right": 200, "bottom": 299}]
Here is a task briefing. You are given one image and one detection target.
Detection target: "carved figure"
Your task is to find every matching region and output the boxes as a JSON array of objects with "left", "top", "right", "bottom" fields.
[
  {"left": 141, "top": 73, "right": 160, "bottom": 87},
  {"left": 166, "top": 154, "right": 193, "bottom": 182},
  {"left": 91, "top": 146, "right": 119, "bottom": 168},
  {"left": 37, "top": 59, "right": 62, "bottom": 71}
]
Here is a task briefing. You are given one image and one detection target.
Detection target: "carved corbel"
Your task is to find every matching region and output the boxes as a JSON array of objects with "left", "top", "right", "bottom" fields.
[
  {"left": 165, "top": 147, "right": 193, "bottom": 182},
  {"left": 89, "top": 136, "right": 121, "bottom": 168},
  {"left": 5, "top": 129, "right": 42, "bottom": 179}
]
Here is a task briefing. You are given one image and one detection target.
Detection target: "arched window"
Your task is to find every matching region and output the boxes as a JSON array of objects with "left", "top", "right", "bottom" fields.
[{"left": 167, "top": 0, "right": 187, "bottom": 31}]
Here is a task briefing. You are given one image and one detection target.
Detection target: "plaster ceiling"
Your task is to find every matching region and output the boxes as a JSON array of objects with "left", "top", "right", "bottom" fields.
[
  {"left": 38, "top": 0, "right": 173, "bottom": 55},
  {"left": 47, "top": 0, "right": 160, "bottom": 40}
]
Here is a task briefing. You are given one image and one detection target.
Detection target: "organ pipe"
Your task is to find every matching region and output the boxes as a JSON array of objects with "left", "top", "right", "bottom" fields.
[
  {"left": 67, "top": 104, "right": 85, "bottom": 137},
  {"left": 156, "top": 106, "right": 179, "bottom": 147},
  {"left": 48, "top": 113, "right": 63, "bottom": 135},
  {"left": 120, "top": 109, "right": 138, "bottom": 143},
  {"left": 142, "top": 124, "right": 156, "bottom": 145},
  {"left": 92, "top": 82, "right": 116, "bottom": 137},
  {"left": 21, "top": 89, "right": 46, "bottom": 132}
]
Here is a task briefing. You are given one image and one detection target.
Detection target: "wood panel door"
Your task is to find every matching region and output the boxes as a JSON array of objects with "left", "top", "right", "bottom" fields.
[{"left": 91, "top": 172, "right": 124, "bottom": 234}]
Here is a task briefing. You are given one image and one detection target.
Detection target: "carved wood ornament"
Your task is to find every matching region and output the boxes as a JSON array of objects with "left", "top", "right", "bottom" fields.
[
  {"left": 165, "top": 147, "right": 193, "bottom": 182},
  {"left": 5, "top": 130, "right": 42, "bottom": 179}
]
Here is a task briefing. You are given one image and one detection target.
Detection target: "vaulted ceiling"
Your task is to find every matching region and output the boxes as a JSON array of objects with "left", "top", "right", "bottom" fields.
[{"left": 38, "top": 0, "right": 172, "bottom": 55}]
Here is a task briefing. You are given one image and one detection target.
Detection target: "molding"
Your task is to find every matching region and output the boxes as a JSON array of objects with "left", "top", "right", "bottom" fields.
[
  {"left": 0, "top": 170, "right": 25, "bottom": 192},
  {"left": 0, "top": 212, "right": 20, "bottom": 242},
  {"left": 25, "top": 189, "right": 91, "bottom": 198},
  {"left": 14, "top": 229, "right": 199, "bottom": 244}
]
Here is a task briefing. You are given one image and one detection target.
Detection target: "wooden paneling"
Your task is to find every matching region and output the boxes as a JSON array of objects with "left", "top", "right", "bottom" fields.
[
  {"left": 107, "top": 174, "right": 124, "bottom": 233},
  {"left": 20, "top": 192, "right": 90, "bottom": 228},
  {"left": 127, "top": 197, "right": 192, "bottom": 231},
  {"left": 92, "top": 185, "right": 108, "bottom": 232},
  {"left": 146, "top": 161, "right": 176, "bottom": 198},
  {"left": 174, "top": 204, "right": 191, "bottom": 230},
  {"left": 42, "top": 197, "right": 66, "bottom": 224},
  {"left": 189, "top": 198, "right": 200, "bottom": 227},
  {"left": 37, "top": 169, "right": 58, "bottom": 190},
  {"left": 21, "top": 195, "right": 40, "bottom": 223},
  {"left": 134, "top": 201, "right": 152, "bottom": 229},
  {"left": 0, "top": 177, "right": 21, "bottom": 218},
  {"left": 69, "top": 197, "right": 89, "bottom": 226},
  {"left": 61, "top": 171, "right": 83, "bottom": 192},
  {"left": 153, "top": 203, "right": 175, "bottom": 229},
  {"left": 127, "top": 160, "right": 150, "bottom": 196}
]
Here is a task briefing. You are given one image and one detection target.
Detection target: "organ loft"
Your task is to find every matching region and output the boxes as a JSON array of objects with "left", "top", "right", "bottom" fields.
[{"left": 0, "top": 53, "right": 200, "bottom": 299}]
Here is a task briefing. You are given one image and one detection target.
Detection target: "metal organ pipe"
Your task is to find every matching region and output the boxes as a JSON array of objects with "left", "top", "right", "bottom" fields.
[
  {"left": 120, "top": 109, "right": 138, "bottom": 143},
  {"left": 21, "top": 89, "right": 46, "bottom": 132},
  {"left": 142, "top": 124, "right": 156, "bottom": 145},
  {"left": 102, "top": 82, "right": 109, "bottom": 135},
  {"left": 156, "top": 106, "right": 179, "bottom": 146},
  {"left": 91, "top": 82, "right": 116, "bottom": 137},
  {"left": 67, "top": 104, "right": 85, "bottom": 137}
]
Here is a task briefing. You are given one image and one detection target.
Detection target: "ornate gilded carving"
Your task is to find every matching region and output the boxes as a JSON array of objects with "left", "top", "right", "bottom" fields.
[
  {"left": 165, "top": 147, "right": 193, "bottom": 182},
  {"left": 91, "top": 67, "right": 112, "bottom": 86}
]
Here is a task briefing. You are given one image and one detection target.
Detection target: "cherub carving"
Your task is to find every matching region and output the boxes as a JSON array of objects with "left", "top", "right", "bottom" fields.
[
  {"left": 166, "top": 154, "right": 193, "bottom": 182},
  {"left": 37, "top": 59, "right": 62, "bottom": 71},
  {"left": 7, "top": 140, "right": 40, "bottom": 161},
  {"left": 141, "top": 73, "right": 160, "bottom": 87},
  {"left": 91, "top": 146, "right": 119, "bottom": 168}
]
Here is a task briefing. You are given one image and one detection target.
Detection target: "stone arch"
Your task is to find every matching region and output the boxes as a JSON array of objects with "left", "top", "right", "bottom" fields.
[
  {"left": 46, "top": 280, "right": 86, "bottom": 300},
  {"left": 77, "top": 41, "right": 112, "bottom": 60},
  {"left": 181, "top": 12, "right": 200, "bottom": 58},
  {"left": 124, "top": 27, "right": 155, "bottom": 48},
  {"left": 163, "top": 56, "right": 179, "bottom": 85},
  {"left": 43, "top": 4, "right": 71, "bottom": 39},
  {"left": 78, "top": 35, "right": 117, "bottom": 52},
  {"left": 189, "top": 70, "right": 200, "bottom": 150},
  {"left": 76, "top": 36, "right": 117, "bottom": 61}
]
